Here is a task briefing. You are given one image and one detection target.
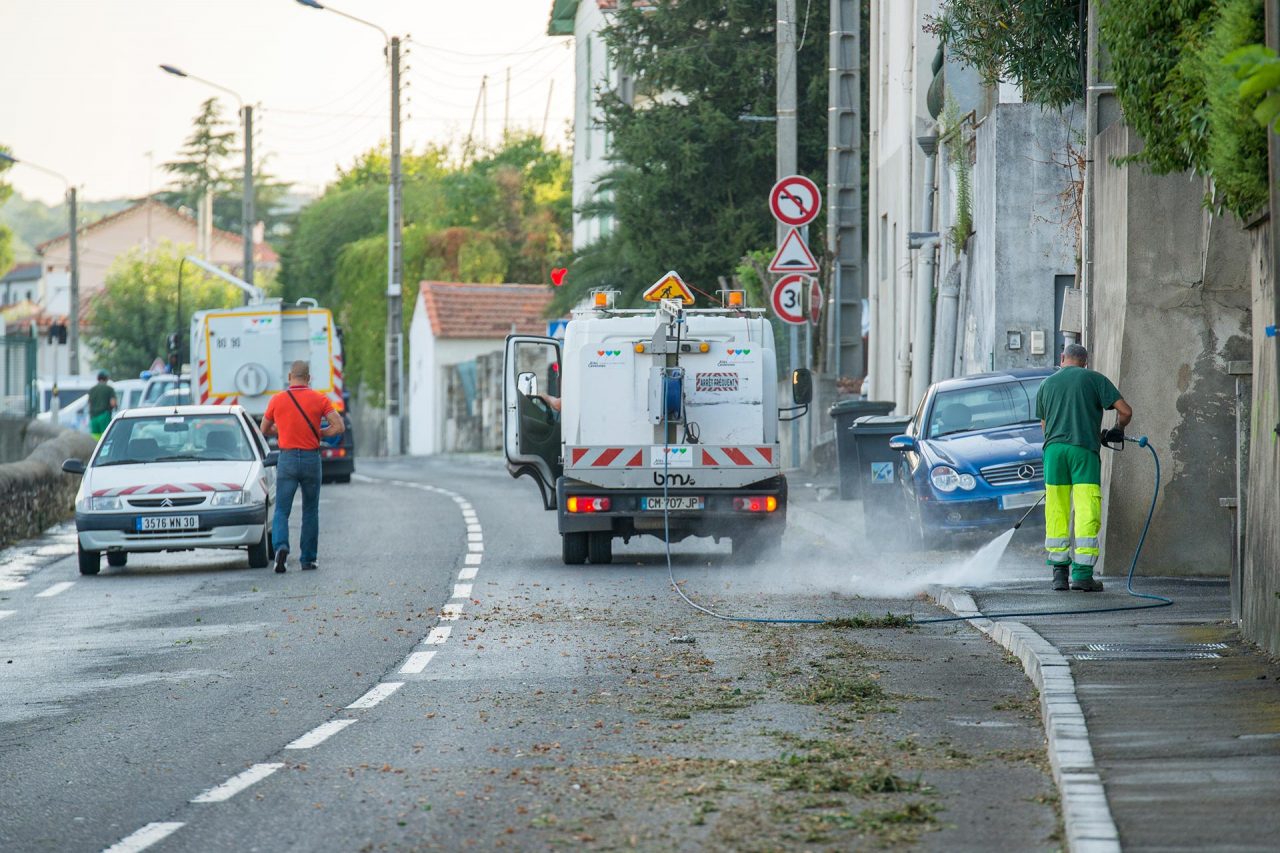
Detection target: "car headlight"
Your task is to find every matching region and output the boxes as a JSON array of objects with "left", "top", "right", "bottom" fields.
[
  {"left": 78, "top": 495, "right": 122, "bottom": 511},
  {"left": 930, "top": 466, "right": 961, "bottom": 493},
  {"left": 211, "top": 490, "right": 248, "bottom": 507}
]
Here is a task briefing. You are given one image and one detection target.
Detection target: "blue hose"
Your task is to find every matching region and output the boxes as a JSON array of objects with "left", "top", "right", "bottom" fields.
[{"left": 665, "top": 434, "right": 1172, "bottom": 626}]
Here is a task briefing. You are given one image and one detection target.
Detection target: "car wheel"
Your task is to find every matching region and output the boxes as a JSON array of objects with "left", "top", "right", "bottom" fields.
[
  {"left": 247, "top": 519, "right": 271, "bottom": 569},
  {"left": 106, "top": 551, "right": 127, "bottom": 568},
  {"left": 587, "top": 531, "right": 613, "bottom": 564},
  {"left": 78, "top": 545, "right": 101, "bottom": 575},
  {"left": 562, "top": 531, "right": 588, "bottom": 565}
]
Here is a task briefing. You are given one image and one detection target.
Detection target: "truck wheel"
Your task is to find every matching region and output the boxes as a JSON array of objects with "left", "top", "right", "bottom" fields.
[
  {"left": 106, "top": 551, "right": 128, "bottom": 568},
  {"left": 588, "top": 531, "right": 613, "bottom": 565},
  {"left": 562, "top": 532, "right": 588, "bottom": 565},
  {"left": 78, "top": 545, "right": 101, "bottom": 575}
]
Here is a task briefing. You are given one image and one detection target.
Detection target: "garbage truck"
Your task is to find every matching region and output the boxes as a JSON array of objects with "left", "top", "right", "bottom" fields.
[
  {"left": 182, "top": 257, "right": 354, "bottom": 482},
  {"left": 503, "top": 273, "right": 812, "bottom": 565}
]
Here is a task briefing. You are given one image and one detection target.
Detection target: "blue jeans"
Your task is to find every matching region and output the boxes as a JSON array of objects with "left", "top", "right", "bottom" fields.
[{"left": 272, "top": 449, "right": 322, "bottom": 564}]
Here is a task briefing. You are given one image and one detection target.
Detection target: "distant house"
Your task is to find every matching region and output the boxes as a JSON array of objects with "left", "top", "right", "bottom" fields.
[
  {"left": 9, "top": 199, "right": 277, "bottom": 379},
  {"left": 408, "top": 281, "right": 555, "bottom": 455},
  {"left": 0, "top": 262, "right": 41, "bottom": 306}
]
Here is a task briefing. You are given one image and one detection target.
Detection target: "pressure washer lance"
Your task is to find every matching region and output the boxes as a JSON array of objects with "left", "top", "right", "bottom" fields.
[{"left": 664, "top": 432, "right": 1173, "bottom": 626}]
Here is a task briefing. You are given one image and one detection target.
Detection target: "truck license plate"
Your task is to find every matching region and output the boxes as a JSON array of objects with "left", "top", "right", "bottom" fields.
[
  {"left": 136, "top": 515, "right": 199, "bottom": 532},
  {"left": 999, "top": 491, "right": 1044, "bottom": 511},
  {"left": 642, "top": 497, "right": 705, "bottom": 511}
]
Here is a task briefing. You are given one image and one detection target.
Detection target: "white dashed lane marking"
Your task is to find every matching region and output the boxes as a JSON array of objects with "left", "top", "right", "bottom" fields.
[
  {"left": 346, "top": 682, "right": 404, "bottom": 709},
  {"left": 0, "top": 610, "right": 15, "bottom": 620},
  {"left": 400, "top": 650, "right": 437, "bottom": 674},
  {"left": 285, "top": 719, "right": 357, "bottom": 749},
  {"left": 458, "top": 566, "right": 478, "bottom": 580},
  {"left": 452, "top": 583, "right": 472, "bottom": 599},
  {"left": 190, "top": 763, "right": 284, "bottom": 803},
  {"left": 101, "top": 821, "right": 185, "bottom": 853},
  {"left": 425, "top": 626, "right": 452, "bottom": 644},
  {"left": 440, "top": 603, "right": 464, "bottom": 621},
  {"left": 36, "top": 581, "right": 75, "bottom": 598},
  {"left": 468, "top": 542, "right": 484, "bottom": 552},
  {"left": 465, "top": 553, "right": 482, "bottom": 565}
]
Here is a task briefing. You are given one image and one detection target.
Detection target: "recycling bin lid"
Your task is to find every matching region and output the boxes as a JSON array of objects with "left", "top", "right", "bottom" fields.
[
  {"left": 850, "top": 414, "right": 914, "bottom": 433},
  {"left": 828, "top": 398, "right": 896, "bottom": 418}
]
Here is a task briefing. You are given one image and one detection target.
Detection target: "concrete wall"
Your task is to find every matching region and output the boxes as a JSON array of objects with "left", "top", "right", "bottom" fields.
[
  {"left": 1092, "top": 124, "right": 1252, "bottom": 577},
  {"left": 960, "top": 104, "right": 1080, "bottom": 377},
  {"left": 0, "top": 420, "right": 95, "bottom": 549},
  {"left": 1242, "top": 217, "right": 1279, "bottom": 653},
  {"left": 569, "top": 0, "right": 613, "bottom": 251}
]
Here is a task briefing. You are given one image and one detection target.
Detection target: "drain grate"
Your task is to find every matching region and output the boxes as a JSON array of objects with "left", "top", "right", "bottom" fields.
[{"left": 1071, "top": 642, "right": 1227, "bottom": 661}]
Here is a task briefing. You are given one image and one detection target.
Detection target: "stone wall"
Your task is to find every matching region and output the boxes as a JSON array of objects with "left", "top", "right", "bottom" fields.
[
  {"left": 1242, "top": 217, "right": 1279, "bottom": 654},
  {"left": 1092, "top": 124, "right": 1253, "bottom": 577},
  {"left": 0, "top": 421, "right": 96, "bottom": 549}
]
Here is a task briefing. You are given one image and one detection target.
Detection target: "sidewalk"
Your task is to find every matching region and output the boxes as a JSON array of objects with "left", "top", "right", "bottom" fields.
[{"left": 788, "top": 487, "right": 1280, "bottom": 851}]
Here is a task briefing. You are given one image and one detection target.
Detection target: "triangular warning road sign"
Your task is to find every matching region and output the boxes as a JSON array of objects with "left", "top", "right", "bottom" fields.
[
  {"left": 643, "top": 270, "right": 696, "bottom": 305},
  {"left": 768, "top": 228, "right": 819, "bottom": 274}
]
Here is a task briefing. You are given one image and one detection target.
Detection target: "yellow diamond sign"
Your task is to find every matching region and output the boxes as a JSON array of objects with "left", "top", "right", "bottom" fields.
[{"left": 643, "top": 271, "right": 695, "bottom": 305}]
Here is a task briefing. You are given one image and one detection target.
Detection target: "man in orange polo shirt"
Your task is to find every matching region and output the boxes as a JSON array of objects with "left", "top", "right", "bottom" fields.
[{"left": 261, "top": 360, "right": 345, "bottom": 573}]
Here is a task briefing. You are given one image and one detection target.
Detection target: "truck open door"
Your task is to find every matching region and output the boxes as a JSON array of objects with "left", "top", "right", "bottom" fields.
[{"left": 503, "top": 335, "right": 562, "bottom": 510}]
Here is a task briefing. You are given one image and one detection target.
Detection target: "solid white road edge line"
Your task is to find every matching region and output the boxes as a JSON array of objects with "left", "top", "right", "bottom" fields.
[
  {"left": 346, "top": 681, "right": 405, "bottom": 709},
  {"left": 284, "top": 719, "right": 357, "bottom": 749},
  {"left": 190, "top": 763, "right": 285, "bottom": 803},
  {"left": 425, "top": 626, "right": 452, "bottom": 644},
  {"left": 101, "top": 821, "right": 186, "bottom": 853},
  {"left": 400, "top": 650, "right": 437, "bottom": 674},
  {"left": 452, "top": 583, "right": 473, "bottom": 599},
  {"left": 36, "top": 581, "right": 75, "bottom": 598}
]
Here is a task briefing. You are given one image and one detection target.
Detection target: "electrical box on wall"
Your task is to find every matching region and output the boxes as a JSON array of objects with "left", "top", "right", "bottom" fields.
[
  {"left": 1006, "top": 330, "right": 1022, "bottom": 351},
  {"left": 1030, "top": 330, "right": 1046, "bottom": 355}
]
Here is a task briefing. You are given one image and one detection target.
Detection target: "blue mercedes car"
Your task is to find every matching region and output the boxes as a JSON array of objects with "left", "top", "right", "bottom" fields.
[{"left": 888, "top": 368, "right": 1053, "bottom": 546}]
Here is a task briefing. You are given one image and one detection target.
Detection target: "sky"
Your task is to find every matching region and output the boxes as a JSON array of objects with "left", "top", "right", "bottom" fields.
[{"left": 0, "top": 0, "right": 576, "bottom": 205}]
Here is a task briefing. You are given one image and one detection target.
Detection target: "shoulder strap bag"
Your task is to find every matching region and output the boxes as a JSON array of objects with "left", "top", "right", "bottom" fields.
[{"left": 286, "top": 389, "right": 322, "bottom": 444}]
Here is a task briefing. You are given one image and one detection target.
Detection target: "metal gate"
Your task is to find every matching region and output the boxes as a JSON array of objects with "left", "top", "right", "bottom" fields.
[{"left": 0, "top": 336, "right": 37, "bottom": 418}]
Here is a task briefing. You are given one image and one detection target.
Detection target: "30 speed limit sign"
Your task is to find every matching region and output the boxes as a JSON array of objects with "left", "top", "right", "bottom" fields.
[{"left": 770, "top": 274, "right": 810, "bottom": 325}]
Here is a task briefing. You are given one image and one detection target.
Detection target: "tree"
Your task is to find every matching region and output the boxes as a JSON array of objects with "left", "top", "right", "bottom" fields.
[
  {"left": 162, "top": 98, "right": 236, "bottom": 210},
  {"left": 550, "top": 0, "right": 830, "bottom": 313},
  {"left": 0, "top": 143, "right": 14, "bottom": 275},
  {"left": 87, "top": 243, "right": 241, "bottom": 377}
]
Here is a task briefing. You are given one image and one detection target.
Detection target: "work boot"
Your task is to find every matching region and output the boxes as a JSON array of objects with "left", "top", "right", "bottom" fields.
[
  {"left": 1070, "top": 575, "right": 1104, "bottom": 592},
  {"left": 1052, "top": 566, "right": 1069, "bottom": 591}
]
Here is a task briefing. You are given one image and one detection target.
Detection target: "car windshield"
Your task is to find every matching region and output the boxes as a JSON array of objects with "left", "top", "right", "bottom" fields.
[
  {"left": 927, "top": 379, "right": 1044, "bottom": 438},
  {"left": 94, "top": 414, "right": 254, "bottom": 466}
]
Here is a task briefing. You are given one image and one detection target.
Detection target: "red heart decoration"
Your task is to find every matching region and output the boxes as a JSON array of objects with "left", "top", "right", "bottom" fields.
[
  {"left": 597, "top": 350, "right": 605, "bottom": 356},
  {"left": 550, "top": 267, "right": 567, "bottom": 286}
]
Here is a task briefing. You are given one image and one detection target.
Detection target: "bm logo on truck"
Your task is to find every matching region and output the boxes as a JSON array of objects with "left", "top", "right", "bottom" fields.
[{"left": 587, "top": 350, "right": 625, "bottom": 369}]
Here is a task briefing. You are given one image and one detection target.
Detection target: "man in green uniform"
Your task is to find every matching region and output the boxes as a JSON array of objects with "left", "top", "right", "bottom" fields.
[
  {"left": 87, "top": 371, "right": 117, "bottom": 440},
  {"left": 1034, "top": 344, "right": 1132, "bottom": 591}
]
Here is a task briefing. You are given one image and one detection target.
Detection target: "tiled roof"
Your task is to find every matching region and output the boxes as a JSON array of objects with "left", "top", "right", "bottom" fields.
[
  {"left": 1, "top": 261, "right": 42, "bottom": 283},
  {"left": 419, "top": 281, "right": 557, "bottom": 339}
]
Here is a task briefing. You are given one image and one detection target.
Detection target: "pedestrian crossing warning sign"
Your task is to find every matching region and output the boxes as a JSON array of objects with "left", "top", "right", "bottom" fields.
[{"left": 643, "top": 271, "right": 696, "bottom": 305}]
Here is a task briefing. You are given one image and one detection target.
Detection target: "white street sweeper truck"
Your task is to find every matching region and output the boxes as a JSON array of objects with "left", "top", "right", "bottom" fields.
[{"left": 503, "top": 272, "right": 812, "bottom": 565}]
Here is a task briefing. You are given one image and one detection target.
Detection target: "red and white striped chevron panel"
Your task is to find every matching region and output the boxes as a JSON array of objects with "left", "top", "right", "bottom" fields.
[
  {"left": 92, "top": 482, "right": 241, "bottom": 497},
  {"left": 566, "top": 446, "right": 776, "bottom": 468},
  {"left": 698, "top": 446, "right": 775, "bottom": 466}
]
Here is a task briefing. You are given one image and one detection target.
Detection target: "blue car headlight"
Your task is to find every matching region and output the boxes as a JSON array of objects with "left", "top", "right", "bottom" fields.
[{"left": 930, "top": 466, "right": 976, "bottom": 492}]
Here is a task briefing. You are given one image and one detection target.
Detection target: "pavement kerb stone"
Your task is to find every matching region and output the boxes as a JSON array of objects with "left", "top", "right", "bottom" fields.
[{"left": 928, "top": 585, "right": 1121, "bottom": 853}]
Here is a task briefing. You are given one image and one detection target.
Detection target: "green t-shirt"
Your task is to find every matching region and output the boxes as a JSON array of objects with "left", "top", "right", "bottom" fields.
[
  {"left": 1034, "top": 366, "right": 1121, "bottom": 453},
  {"left": 87, "top": 382, "right": 116, "bottom": 417}
]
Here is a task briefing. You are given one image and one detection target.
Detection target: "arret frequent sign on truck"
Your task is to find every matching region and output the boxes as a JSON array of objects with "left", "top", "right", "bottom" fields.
[
  {"left": 172, "top": 256, "right": 355, "bottom": 482},
  {"left": 503, "top": 272, "right": 813, "bottom": 565}
]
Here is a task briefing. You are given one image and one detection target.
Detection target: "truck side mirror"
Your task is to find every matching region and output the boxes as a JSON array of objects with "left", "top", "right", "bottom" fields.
[
  {"left": 62, "top": 458, "right": 86, "bottom": 475},
  {"left": 517, "top": 372, "right": 538, "bottom": 396},
  {"left": 791, "top": 369, "right": 813, "bottom": 406}
]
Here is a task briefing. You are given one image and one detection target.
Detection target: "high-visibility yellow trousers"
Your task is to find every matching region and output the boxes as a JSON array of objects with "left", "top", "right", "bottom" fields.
[{"left": 1043, "top": 443, "right": 1102, "bottom": 580}]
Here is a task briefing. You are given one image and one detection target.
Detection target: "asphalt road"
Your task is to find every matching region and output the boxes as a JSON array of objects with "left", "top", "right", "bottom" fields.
[{"left": 1, "top": 455, "right": 1058, "bottom": 851}]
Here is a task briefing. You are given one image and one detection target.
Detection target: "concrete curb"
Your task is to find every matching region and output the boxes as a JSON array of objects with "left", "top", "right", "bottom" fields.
[{"left": 928, "top": 585, "right": 1121, "bottom": 853}]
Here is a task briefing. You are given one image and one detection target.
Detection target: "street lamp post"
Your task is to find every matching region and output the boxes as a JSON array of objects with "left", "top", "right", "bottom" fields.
[
  {"left": 159, "top": 65, "right": 255, "bottom": 293},
  {"left": 295, "top": 0, "right": 404, "bottom": 456},
  {"left": 0, "top": 152, "right": 80, "bottom": 375}
]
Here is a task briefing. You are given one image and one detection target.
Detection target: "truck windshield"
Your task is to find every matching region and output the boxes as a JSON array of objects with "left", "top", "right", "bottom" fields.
[
  {"left": 927, "top": 379, "right": 1044, "bottom": 438},
  {"left": 94, "top": 415, "right": 254, "bottom": 466}
]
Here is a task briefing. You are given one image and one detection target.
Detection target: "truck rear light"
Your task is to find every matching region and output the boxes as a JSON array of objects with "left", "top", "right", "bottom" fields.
[
  {"left": 321, "top": 447, "right": 347, "bottom": 459},
  {"left": 733, "top": 496, "right": 777, "bottom": 512},
  {"left": 566, "top": 496, "right": 611, "bottom": 513}
]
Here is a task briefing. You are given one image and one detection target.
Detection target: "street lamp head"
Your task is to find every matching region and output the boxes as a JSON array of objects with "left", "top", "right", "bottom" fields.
[
  {"left": 295, "top": 0, "right": 325, "bottom": 9},
  {"left": 160, "top": 64, "right": 188, "bottom": 78}
]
